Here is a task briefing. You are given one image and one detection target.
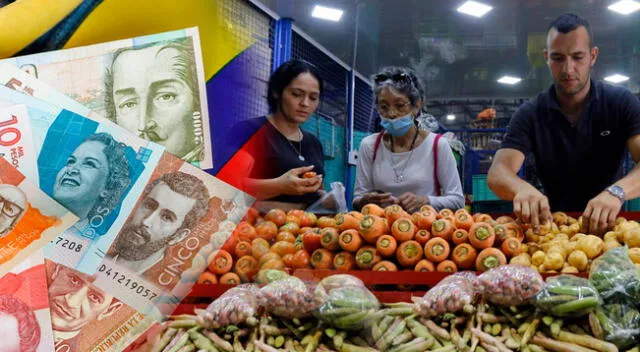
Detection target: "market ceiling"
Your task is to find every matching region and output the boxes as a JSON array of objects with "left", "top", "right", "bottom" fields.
[{"left": 258, "top": 0, "right": 640, "bottom": 98}]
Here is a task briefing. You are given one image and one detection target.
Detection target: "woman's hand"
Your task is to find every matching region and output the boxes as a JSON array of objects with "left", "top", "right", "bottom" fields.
[
  {"left": 398, "top": 192, "right": 428, "bottom": 213},
  {"left": 277, "top": 166, "right": 323, "bottom": 196}
]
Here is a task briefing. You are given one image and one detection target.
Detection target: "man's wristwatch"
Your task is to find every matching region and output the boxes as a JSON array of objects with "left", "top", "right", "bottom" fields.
[{"left": 606, "top": 185, "right": 626, "bottom": 203}]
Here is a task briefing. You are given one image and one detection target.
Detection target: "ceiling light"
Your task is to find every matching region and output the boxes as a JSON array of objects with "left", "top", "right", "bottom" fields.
[
  {"left": 497, "top": 75, "right": 522, "bottom": 85},
  {"left": 447, "top": 114, "right": 456, "bottom": 121},
  {"left": 608, "top": 0, "right": 640, "bottom": 15},
  {"left": 312, "top": 5, "right": 344, "bottom": 21},
  {"left": 604, "top": 74, "right": 630, "bottom": 83},
  {"left": 457, "top": 1, "right": 493, "bottom": 18}
]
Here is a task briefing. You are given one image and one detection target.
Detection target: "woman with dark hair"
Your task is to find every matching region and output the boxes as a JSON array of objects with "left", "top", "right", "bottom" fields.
[
  {"left": 225, "top": 59, "right": 326, "bottom": 210},
  {"left": 353, "top": 66, "right": 464, "bottom": 212}
]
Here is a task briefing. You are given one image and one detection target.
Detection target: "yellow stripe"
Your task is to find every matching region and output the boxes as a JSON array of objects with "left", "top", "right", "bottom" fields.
[
  {"left": 0, "top": 0, "right": 83, "bottom": 58},
  {"left": 64, "top": 0, "right": 253, "bottom": 79}
]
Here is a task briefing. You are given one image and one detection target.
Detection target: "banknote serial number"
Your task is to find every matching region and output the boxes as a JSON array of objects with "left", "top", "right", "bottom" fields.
[
  {"left": 98, "top": 265, "right": 158, "bottom": 299},
  {"left": 51, "top": 236, "right": 83, "bottom": 253}
]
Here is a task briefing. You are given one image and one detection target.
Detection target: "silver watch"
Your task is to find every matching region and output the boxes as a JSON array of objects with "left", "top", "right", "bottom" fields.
[{"left": 606, "top": 185, "right": 626, "bottom": 203}]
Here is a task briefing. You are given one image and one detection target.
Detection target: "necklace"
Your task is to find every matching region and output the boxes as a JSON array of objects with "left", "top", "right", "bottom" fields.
[
  {"left": 286, "top": 129, "right": 305, "bottom": 161},
  {"left": 389, "top": 127, "right": 419, "bottom": 183}
]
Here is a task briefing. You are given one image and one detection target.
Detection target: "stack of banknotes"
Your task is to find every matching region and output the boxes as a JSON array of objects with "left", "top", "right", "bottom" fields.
[{"left": 0, "top": 27, "right": 253, "bottom": 352}]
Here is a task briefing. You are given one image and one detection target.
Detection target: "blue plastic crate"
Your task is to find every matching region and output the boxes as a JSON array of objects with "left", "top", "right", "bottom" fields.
[
  {"left": 472, "top": 174, "right": 500, "bottom": 201},
  {"left": 627, "top": 198, "right": 640, "bottom": 211}
]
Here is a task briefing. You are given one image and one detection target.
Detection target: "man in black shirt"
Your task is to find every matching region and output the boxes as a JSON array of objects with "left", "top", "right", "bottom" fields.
[{"left": 488, "top": 13, "right": 640, "bottom": 234}]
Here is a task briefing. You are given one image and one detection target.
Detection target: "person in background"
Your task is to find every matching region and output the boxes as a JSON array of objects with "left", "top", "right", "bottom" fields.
[
  {"left": 353, "top": 66, "right": 464, "bottom": 212},
  {"left": 224, "top": 59, "right": 326, "bottom": 211},
  {"left": 488, "top": 13, "right": 640, "bottom": 234}
]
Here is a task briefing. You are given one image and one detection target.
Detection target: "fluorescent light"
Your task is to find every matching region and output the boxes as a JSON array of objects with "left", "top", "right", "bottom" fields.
[
  {"left": 608, "top": 0, "right": 640, "bottom": 15},
  {"left": 604, "top": 74, "right": 630, "bottom": 83},
  {"left": 497, "top": 75, "right": 522, "bottom": 85},
  {"left": 446, "top": 114, "right": 456, "bottom": 121},
  {"left": 457, "top": 1, "right": 493, "bottom": 18},
  {"left": 312, "top": 5, "right": 344, "bottom": 21}
]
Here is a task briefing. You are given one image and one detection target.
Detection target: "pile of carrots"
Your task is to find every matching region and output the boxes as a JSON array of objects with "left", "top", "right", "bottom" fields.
[{"left": 196, "top": 205, "right": 527, "bottom": 284}]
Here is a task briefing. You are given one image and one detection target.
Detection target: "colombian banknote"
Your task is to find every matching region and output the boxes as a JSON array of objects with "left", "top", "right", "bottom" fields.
[
  {"left": 95, "top": 151, "right": 253, "bottom": 321},
  {"left": 0, "top": 104, "right": 39, "bottom": 182},
  {"left": 0, "top": 85, "right": 165, "bottom": 274},
  {"left": 44, "top": 259, "right": 155, "bottom": 352},
  {"left": 0, "top": 251, "right": 56, "bottom": 352},
  {"left": 0, "top": 27, "right": 213, "bottom": 169},
  {"left": 0, "top": 157, "right": 78, "bottom": 277}
]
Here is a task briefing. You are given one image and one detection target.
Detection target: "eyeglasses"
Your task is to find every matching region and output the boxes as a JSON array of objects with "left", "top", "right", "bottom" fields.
[
  {"left": 0, "top": 195, "right": 23, "bottom": 218},
  {"left": 374, "top": 73, "right": 413, "bottom": 85}
]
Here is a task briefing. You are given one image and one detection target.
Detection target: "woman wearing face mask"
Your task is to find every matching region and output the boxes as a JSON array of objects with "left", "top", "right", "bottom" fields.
[
  {"left": 353, "top": 67, "right": 464, "bottom": 212},
  {"left": 220, "top": 59, "right": 326, "bottom": 211}
]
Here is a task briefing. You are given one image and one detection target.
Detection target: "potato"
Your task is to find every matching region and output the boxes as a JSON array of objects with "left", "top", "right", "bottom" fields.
[
  {"left": 531, "top": 251, "right": 546, "bottom": 267},
  {"left": 623, "top": 228, "right": 640, "bottom": 248},
  {"left": 629, "top": 248, "right": 640, "bottom": 264},
  {"left": 567, "top": 250, "right": 589, "bottom": 272},
  {"left": 604, "top": 239, "right": 621, "bottom": 252},
  {"left": 543, "top": 252, "right": 564, "bottom": 271},
  {"left": 561, "top": 266, "right": 579, "bottom": 274},
  {"left": 576, "top": 235, "right": 603, "bottom": 259},
  {"left": 510, "top": 253, "right": 532, "bottom": 267},
  {"left": 603, "top": 231, "right": 619, "bottom": 243}
]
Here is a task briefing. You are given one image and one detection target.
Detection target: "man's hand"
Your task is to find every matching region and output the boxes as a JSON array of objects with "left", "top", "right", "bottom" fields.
[
  {"left": 513, "top": 185, "right": 552, "bottom": 233},
  {"left": 583, "top": 191, "right": 623, "bottom": 235},
  {"left": 397, "top": 192, "right": 428, "bottom": 213}
]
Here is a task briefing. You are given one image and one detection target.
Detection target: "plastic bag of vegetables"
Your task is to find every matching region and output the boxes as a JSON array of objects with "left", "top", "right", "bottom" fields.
[
  {"left": 475, "top": 265, "right": 544, "bottom": 306},
  {"left": 195, "top": 284, "right": 260, "bottom": 328},
  {"left": 315, "top": 284, "right": 379, "bottom": 330},
  {"left": 594, "top": 301, "right": 640, "bottom": 349},
  {"left": 413, "top": 271, "right": 478, "bottom": 317},
  {"left": 257, "top": 276, "right": 322, "bottom": 319},
  {"left": 534, "top": 275, "right": 602, "bottom": 317},
  {"left": 589, "top": 246, "right": 640, "bottom": 302}
]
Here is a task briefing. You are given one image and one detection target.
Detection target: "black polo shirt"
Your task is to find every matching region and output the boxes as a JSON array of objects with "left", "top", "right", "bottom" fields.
[{"left": 501, "top": 80, "right": 640, "bottom": 211}]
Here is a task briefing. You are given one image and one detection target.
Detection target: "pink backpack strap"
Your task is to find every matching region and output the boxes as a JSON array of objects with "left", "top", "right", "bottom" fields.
[
  {"left": 433, "top": 133, "right": 442, "bottom": 196},
  {"left": 372, "top": 132, "right": 384, "bottom": 162}
]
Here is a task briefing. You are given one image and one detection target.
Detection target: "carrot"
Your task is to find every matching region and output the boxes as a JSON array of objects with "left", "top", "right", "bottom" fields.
[
  {"left": 414, "top": 229, "right": 431, "bottom": 245},
  {"left": 424, "top": 237, "right": 450, "bottom": 262},
  {"left": 300, "top": 212, "right": 316, "bottom": 227},
  {"left": 320, "top": 228, "right": 340, "bottom": 251},
  {"left": 504, "top": 222, "right": 524, "bottom": 242},
  {"left": 472, "top": 213, "right": 488, "bottom": 222},
  {"left": 451, "top": 229, "right": 469, "bottom": 245},
  {"left": 207, "top": 250, "right": 233, "bottom": 275},
  {"left": 234, "top": 256, "right": 259, "bottom": 282},
  {"left": 419, "top": 204, "right": 436, "bottom": 214},
  {"left": 219, "top": 272, "right": 241, "bottom": 285},
  {"left": 355, "top": 246, "right": 381, "bottom": 269},
  {"left": 454, "top": 208, "right": 469, "bottom": 217},
  {"left": 270, "top": 241, "right": 297, "bottom": 257},
  {"left": 317, "top": 216, "right": 337, "bottom": 228},
  {"left": 234, "top": 241, "right": 251, "bottom": 258},
  {"left": 279, "top": 222, "right": 300, "bottom": 235},
  {"left": 475, "top": 248, "right": 507, "bottom": 272},
  {"left": 391, "top": 218, "right": 417, "bottom": 242},
  {"left": 361, "top": 203, "right": 385, "bottom": 217},
  {"left": 469, "top": 222, "right": 496, "bottom": 249},
  {"left": 375, "top": 235, "right": 397, "bottom": 257},
  {"left": 501, "top": 237, "right": 522, "bottom": 257},
  {"left": 250, "top": 238, "right": 270, "bottom": 259},
  {"left": 348, "top": 211, "right": 365, "bottom": 221},
  {"left": 197, "top": 271, "right": 218, "bottom": 284},
  {"left": 259, "top": 252, "right": 282, "bottom": 267},
  {"left": 282, "top": 253, "right": 295, "bottom": 268},
  {"left": 243, "top": 207, "right": 259, "bottom": 225},
  {"left": 382, "top": 218, "right": 391, "bottom": 233},
  {"left": 333, "top": 252, "right": 356, "bottom": 271},
  {"left": 264, "top": 209, "right": 287, "bottom": 226},
  {"left": 475, "top": 214, "right": 494, "bottom": 224},
  {"left": 431, "top": 219, "right": 455, "bottom": 241},
  {"left": 397, "top": 240, "right": 423, "bottom": 268},
  {"left": 287, "top": 209, "right": 305, "bottom": 218},
  {"left": 493, "top": 224, "right": 509, "bottom": 243},
  {"left": 292, "top": 249, "right": 310, "bottom": 268},
  {"left": 495, "top": 215, "right": 516, "bottom": 224},
  {"left": 438, "top": 208, "right": 454, "bottom": 219},
  {"left": 338, "top": 229, "right": 362, "bottom": 252},
  {"left": 261, "top": 259, "right": 285, "bottom": 270},
  {"left": 384, "top": 204, "right": 409, "bottom": 223},
  {"left": 359, "top": 215, "right": 386, "bottom": 243},
  {"left": 335, "top": 214, "right": 360, "bottom": 231},
  {"left": 276, "top": 231, "right": 296, "bottom": 243},
  {"left": 255, "top": 221, "right": 278, "bottom": 242},
  {"left": 372, "top": 261, "right": 398, "bottom": 271},
  {"left": 221, "top": 231, "right": 238, "bottom": 254},
  {"left": 412, "top": 211, "right": 436, "bottom": 230},
  {"left": 234, "top": 221, "right": 257, "bottom": 242},
  {"left": 311, "top": 248, "right": 334, "bottom": 269},
  {"left": 436, "top": 260, "right": 458, "bottom": 273},
  {"left": 451, "top": 243, "right": 477, "bottom": 270},
  {"left": 286, "top": 215, "right": 301, "bottom": 226},
  {"left": 454, "top": 212, "right": 474, "bottom": 231},
  {"left": 414, "top": 259, "right": 435, "bottom": 272}
]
